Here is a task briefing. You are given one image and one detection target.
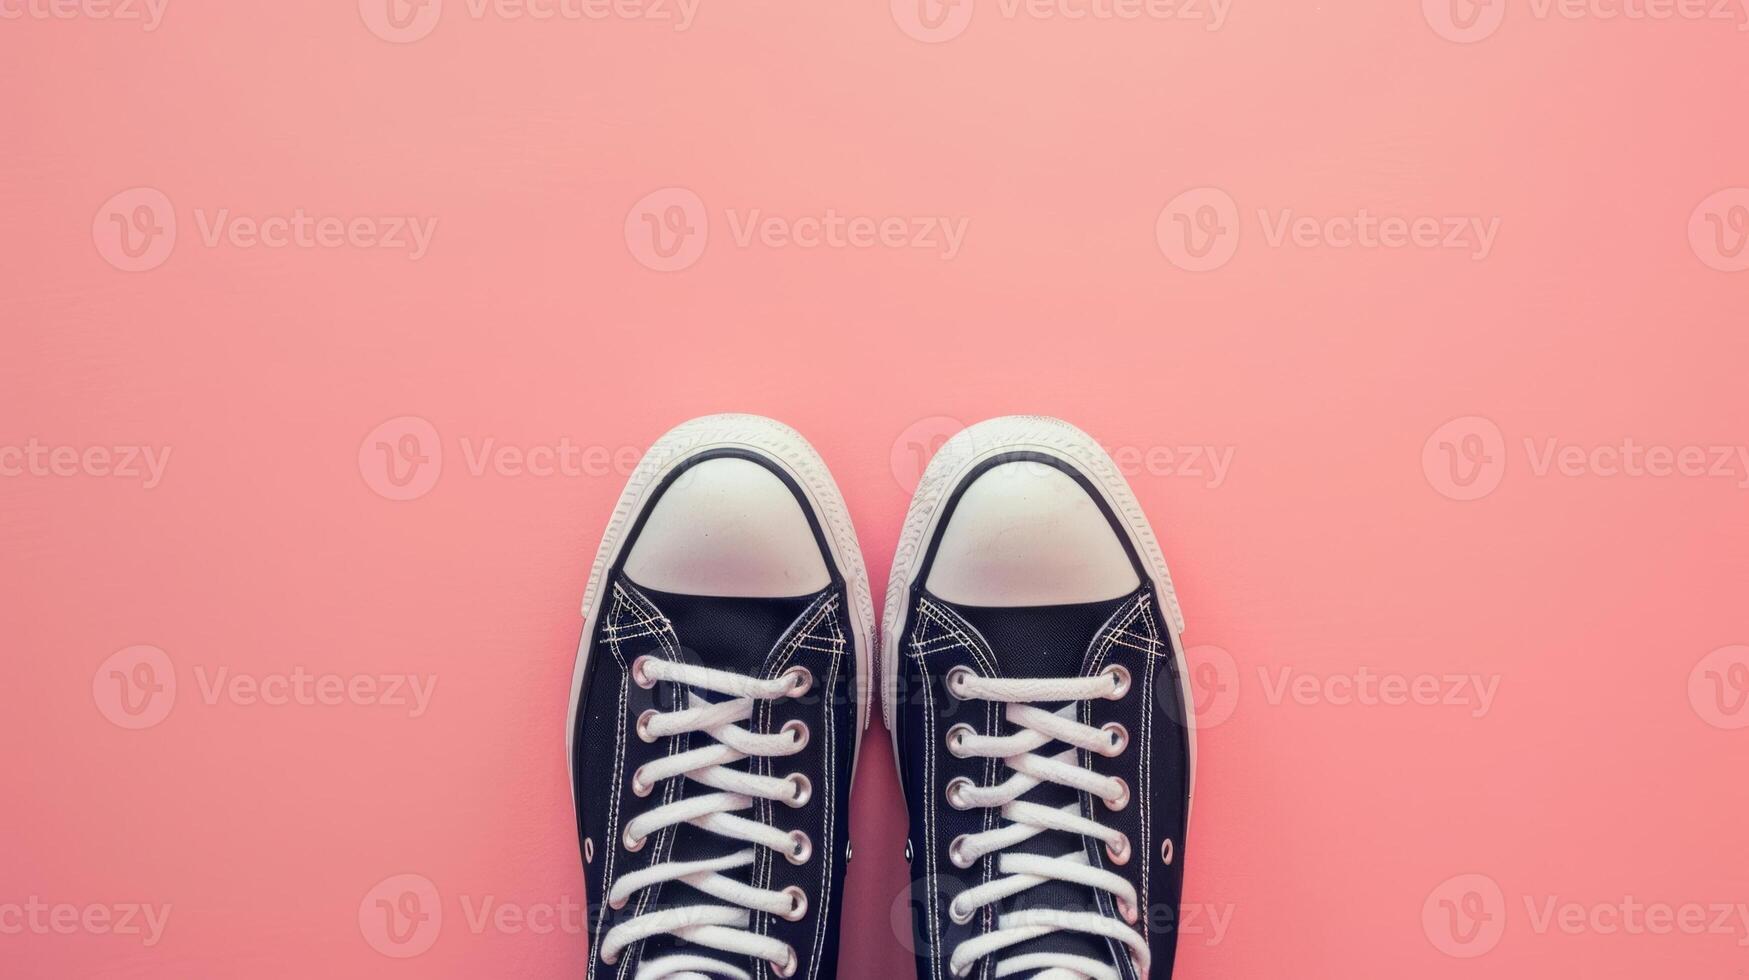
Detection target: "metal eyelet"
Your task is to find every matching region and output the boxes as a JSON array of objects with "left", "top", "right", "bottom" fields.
[
  {"left": 1104, "top": 776, "right": 1130, "bottom": 812},
  {"left": 785, "top": 830, "right": 813, "bottom": 865},
  {"left": 945, "top": 776, "right": 975, "bottom": 810},
  {"left": 631, "top": 655, "right": 658, "bottom": 689},
  {"left": 630, "top": 767, "right": 654, "bottom": 798},
  {"left": 1105, "top": 834, "right": 1131, "bottom": 866},
  {"left": 784, "top": 773, "right": 812, "bottom": 808},
  {"left": 774, "top": 947, "right": 799, "bottom": 978},
  {"left": 945, "top": 666, "right": 975, "bottom": 699},
  {"left": 948, "top": 834, "right": 976, "bottom": 869},
  {"left": 623, "top": 826, "right": 647, "bottom": 852},
  {"left": 948, "top": 899, "right": 974, "bottom": 925},
  {"left": 780, "top": 885, "right": 809, "bottom": 922},
  {"left": 1162, "top": 838, "right": 1175, "bottom": 865},
  {"left": 636, "top": 708, "right": 661, "bottom": 743},
  {"left": 781, "top": 665, "right": 813, "bottom": 698},
  {"left": 945, "top": 723, "right": 975, "bottom": 757},
  {"left": 583, "top": 837, "right": 595, "bottom": 864},
  {"left": 1102, "top": 664, "right": 1131, "bottom": 699},
  {"left": 1118, "top": 898, "right": 1138, "bottom": 924},
  {"left": 1101, "top": 721, "right": 1129, "bottom": 755},
  {"left": 780, "top": 718, "right": 810, "bottom": 749}
]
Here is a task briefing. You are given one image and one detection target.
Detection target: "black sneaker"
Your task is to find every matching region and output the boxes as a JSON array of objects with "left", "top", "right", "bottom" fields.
[
  {"left": 882, "top": 416, "right": 1195, "bottom": 980},
  {"left": 568, "top": 414, "right": 874, "bottom": 980}
]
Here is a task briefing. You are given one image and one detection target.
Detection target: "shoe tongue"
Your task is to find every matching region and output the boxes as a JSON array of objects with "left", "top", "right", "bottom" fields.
[
  {"left": 621, "top": 584, "right": 825, "bottom": 972},
  {"left": 938, "top": 593, "right": 1138, "bottom": 976},
  {"left": 939, "top": 594, "right": 1134, "bottom": 680},
  {"left": 637, "top": 584, "right": 822, "bottom": 678}
]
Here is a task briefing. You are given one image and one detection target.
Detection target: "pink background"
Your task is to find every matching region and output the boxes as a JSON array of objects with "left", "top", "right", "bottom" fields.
[{"left": 4, "top": 0, "right": 1747, "bottom": 977}]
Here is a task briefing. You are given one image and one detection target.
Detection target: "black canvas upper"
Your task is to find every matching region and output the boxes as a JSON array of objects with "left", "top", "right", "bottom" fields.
[
  {"left": 571, "top": 451, "right": 860, "bottom": 980},
  {"left": 892, "top": 456, "right": 1192, "bottom": 980}
]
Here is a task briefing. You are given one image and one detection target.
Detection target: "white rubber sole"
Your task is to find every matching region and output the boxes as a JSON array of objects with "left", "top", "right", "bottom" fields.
[
  {"left": 878, "top": 415, "right": 1196, "bottom": 814},
  {"left": 566, "top": 414, "right": 877, "bottom": 804}
]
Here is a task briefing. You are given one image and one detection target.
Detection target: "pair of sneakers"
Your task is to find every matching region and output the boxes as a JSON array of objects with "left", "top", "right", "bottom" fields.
[{"left": 567, "top": 414, "right": 1194, "bottom": 980}]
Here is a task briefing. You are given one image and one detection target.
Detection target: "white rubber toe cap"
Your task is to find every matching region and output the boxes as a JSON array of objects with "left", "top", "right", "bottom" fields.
[
  {"left": 622, "top": 456, "right": 830, "bottom": 597},
  {"left": 924, "top": 460, "right": 1140, "bottom": 606}
]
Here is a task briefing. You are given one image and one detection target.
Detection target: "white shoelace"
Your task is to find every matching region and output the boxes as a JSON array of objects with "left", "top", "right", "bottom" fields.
[
  {"left": 599, "top": 655, "right": 816, "bottom": 980},
  {"left": 942, "top": 666, "right": 1149, "bottom": 980}
]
